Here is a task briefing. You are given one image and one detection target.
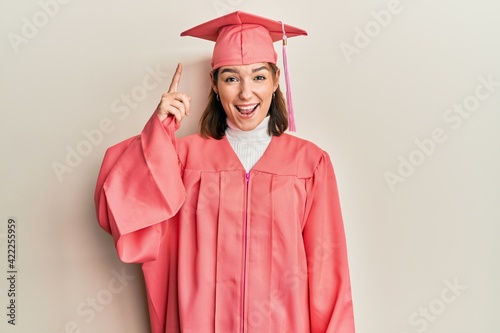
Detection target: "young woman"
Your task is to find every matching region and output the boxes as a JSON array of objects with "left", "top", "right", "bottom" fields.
[{"left": 95, "top": 11, "right": 355, "bottom": 333}]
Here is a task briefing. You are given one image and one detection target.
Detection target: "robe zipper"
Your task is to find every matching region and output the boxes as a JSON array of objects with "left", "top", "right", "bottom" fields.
[{"left": 241, "top": 172, "right": 250, "bottom": 333}]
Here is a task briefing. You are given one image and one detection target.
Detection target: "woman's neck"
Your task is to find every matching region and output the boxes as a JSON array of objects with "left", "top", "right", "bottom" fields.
[
  {"left": 225, "top": 116, "right": 271, "bottom": 142},
  {"left": 225, "top": 116, "right": 272, "bottom": 172}
]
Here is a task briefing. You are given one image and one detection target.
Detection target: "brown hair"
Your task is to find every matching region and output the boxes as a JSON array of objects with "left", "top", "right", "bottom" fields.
[{"left": 199, "top": 63, "right": 288, "bottom": 139}]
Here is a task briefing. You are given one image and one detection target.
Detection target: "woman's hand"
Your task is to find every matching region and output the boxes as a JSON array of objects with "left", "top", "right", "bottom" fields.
[{"left": 156, "top": 63, "right": 191, "bottom": 124}]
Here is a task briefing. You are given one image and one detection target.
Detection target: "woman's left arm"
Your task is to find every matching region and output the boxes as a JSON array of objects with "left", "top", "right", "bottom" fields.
[{"left": 303, "top": 152, "right": 355, "bottom": 333}]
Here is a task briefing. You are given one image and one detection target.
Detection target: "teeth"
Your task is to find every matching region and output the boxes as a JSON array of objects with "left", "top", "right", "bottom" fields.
[{"left": 237, "top": 104, "right": 258, "bottom": 112}]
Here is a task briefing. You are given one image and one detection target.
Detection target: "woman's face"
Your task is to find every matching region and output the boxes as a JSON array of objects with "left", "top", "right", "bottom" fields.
[{"left": 213, "top": 62, "right": 280, "bottom": 131}]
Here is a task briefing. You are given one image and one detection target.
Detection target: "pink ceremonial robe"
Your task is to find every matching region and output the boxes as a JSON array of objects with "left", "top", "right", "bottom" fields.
[{"left": 95, "top": 113, "right": 355, "bottom": 333}]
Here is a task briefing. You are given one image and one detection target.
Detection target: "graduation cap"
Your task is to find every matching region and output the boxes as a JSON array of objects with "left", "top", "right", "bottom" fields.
[{"left": 181, "top": 11, "right": 308, "bottom": 131}]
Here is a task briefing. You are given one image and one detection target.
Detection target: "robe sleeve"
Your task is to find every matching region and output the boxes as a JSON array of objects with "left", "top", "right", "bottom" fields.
[
  {"left": 303, "top": 152, "right": 355, "bottom": 333},
  {"left": 94, "top": 114, "right": 186, "bottom": 263}
]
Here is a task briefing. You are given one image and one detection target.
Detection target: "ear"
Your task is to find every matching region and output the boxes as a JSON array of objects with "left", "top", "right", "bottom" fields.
[
  {"left": 209, "top": 71, "right": 218, "bottom": 94},
  {"left": 273, "top": 67, "right": 281, "bottom": 91}
]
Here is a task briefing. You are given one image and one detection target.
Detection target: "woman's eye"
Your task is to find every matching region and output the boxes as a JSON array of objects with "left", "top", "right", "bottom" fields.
[
  {"left": 255, "top": 75, "right": 266, "bottom": 81},
  {"left": 224, "top": 77, "right": 238, "bottom": 83}
]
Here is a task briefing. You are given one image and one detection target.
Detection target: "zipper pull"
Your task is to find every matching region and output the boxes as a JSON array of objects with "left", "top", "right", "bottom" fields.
[{"left": 245, "top": 172, "right": 250, "bottom": 184}]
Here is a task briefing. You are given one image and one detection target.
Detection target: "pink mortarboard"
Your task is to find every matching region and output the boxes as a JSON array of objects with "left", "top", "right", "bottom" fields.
[{"left": 180, "top": 11, "right": 308, "bottom": 131}]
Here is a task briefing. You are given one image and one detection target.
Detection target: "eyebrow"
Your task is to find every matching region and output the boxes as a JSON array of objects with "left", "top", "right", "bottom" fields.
[
  {"left": 252, "top": 66, "right": 269, "bottom": 73},
  {"left": 220, "top": 68, "right": 238, "bottom": 75},
  {"left": 219, "top": 66, "right": 270, "bottom": 75}
]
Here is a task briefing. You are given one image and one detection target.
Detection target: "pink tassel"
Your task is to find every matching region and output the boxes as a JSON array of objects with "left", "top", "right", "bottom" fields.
[{"left": 281, "top": 22, "right": 296, "bottom": 132}]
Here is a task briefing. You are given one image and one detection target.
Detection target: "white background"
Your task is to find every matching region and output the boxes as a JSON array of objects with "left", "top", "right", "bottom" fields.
[{"left": 1, "top": 0, "right": 499, "bottom": 332}]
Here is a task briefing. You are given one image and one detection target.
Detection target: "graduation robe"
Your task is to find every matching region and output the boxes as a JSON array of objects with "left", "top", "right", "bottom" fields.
[{"left": 95, "top": 113, "right": 355, "bottom": 333}]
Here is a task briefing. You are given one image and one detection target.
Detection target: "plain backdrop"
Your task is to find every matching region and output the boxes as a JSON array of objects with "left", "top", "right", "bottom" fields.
[{"left": 1, "top": 0, "right": 499, "bottom": 332}]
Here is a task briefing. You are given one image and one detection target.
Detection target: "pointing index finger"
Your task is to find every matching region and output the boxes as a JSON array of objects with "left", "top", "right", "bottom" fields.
[{"left": 168, "top": 63, "right": 182, "bottom": 93}]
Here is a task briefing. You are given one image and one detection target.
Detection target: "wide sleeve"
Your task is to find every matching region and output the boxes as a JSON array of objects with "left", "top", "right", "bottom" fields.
[
  {"left": 303, "top": 152, "right": 355, "bottom": 333},
  {"left": 94, "top": 114, "right": 186, "bottom": 263}
]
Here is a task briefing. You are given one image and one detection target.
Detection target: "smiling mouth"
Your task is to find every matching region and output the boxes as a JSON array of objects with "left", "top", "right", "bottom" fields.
[{"left": 236, "top": 104, "right": 259, "bottom": 116}]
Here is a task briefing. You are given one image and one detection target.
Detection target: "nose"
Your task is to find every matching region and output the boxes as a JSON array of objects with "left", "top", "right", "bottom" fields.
[{"left": 238, "top": 80, "right": 252, "bottom": 100}]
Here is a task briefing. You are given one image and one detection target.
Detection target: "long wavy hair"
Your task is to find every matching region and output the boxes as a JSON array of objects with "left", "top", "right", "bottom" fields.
[{"left": 199, "top": 63, "right": 288, "bottom": 139}]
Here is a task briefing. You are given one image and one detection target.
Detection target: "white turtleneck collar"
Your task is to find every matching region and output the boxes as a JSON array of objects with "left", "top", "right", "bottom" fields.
[
  {"left": 225, "top": 117, "right": 272, "bottom": 172},
  {"left": 225, "top": 116, "right": 272, "bottom": 142}
]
